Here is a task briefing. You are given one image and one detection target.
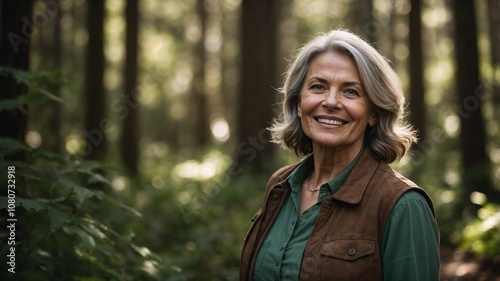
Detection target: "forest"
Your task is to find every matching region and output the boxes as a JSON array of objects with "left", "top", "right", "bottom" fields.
[{"left": 0, "top": 0, "right": 499, "bottom": 280}]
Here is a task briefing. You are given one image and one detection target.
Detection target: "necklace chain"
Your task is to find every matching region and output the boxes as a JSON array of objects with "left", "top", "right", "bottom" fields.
[{"left": 307, "top": 171, "right": 320, "bottom": 192}]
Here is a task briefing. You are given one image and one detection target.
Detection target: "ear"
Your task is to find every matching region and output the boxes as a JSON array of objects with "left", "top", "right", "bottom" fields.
[
  {"left": 297, "top": 104, "right": 302, "bottom": 117},
  {"left": 368, "top": 112, "right": 376, "bottom": 127}
]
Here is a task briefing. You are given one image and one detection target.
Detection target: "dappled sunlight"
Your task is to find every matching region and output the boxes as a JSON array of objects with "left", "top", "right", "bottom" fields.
[
  {"left": 394, "top": 42, "right": 409, "bottom": 60},
  {"left": 25, "top": 130, "right": 42, "bottom": 148},
  {"left": 211, "top": 117, "right": 230, "bottom": 142},
  {"left": 6, "top": 0, "right": 499, "bottom": 279},
  {"left": 422, "top": 6, "right": 451, "bottom": 29},
  {"left": 111, "top": 176, "right": 127, "bottom": 192},
  {"left": 444, "top": 114, "right": 459, "bottom": 137},
  {"left": 65, "top": 132, "right": 85, "bottom": 155},
  {"left": 443, "top": 260, "right": 480, "bottom": 277},
  {"left": 444, "top": 170, "right": 460, "bottom": 186},
  {"left": 425, "top": 60, "right": 454, "bottom": 84},
  {"left": 173, "top": 150, "right": 229, "bottom": 181},
  {"left": 470, "top": 191, "right": 487, "bottom": 206},
  {"left": 440, "top": 190, "right": 455, "bottom": 204}
]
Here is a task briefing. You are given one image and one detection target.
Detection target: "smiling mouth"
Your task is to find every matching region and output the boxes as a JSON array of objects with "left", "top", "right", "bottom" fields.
[{"left": 316, "top": 117, "right": 346, "bottom": 126}]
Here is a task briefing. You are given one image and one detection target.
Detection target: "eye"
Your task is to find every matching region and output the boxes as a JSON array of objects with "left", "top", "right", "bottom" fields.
[
  {"left": 308, "top": 84, "right": 326, "bottom": 91},
  {"left": 343, "top": 88, "right": 359, "bottom": 96}
]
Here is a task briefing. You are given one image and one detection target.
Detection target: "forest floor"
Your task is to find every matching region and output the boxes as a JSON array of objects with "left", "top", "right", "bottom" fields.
[{"left": 440, "top": 247, "right": 500, "bottom": 281}]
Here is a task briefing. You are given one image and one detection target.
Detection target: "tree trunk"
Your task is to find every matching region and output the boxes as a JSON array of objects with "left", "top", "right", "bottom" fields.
[
  {"left": 409, "top": 0, "right": 426, "bottom": 145},
  {"left": 38, "top": 0, "right": 62, "bottom": 152},
  {"left": 83, "top": 0, "right": 106, "bottom": 160},
  {"left": 120, "top": 0, "right": 140, "bottom": 175},
  {"left": 487, "top": 0, "right": 500, "bottom": 122},
  {"left": 237, "top": 0, "right": 278, "bottom": 172},
  {"left": 191, "top": 0, "right": 210, "bottom": 148},
  {"left": 0, "top": 0, "right": 33, "bottom": 148},
  {"left": 351, "top": 0, "right": 376, "bottom": 44},
  {"left": 452, "top": 0, "right": 497, "bottom": 218}
]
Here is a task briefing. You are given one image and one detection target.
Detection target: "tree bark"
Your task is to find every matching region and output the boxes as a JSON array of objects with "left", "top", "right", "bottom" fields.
[
  {"left": 120, "top": 0, "right": 140, "bottom": 175},
  {"left": 0, "top": 1, "right": 33, "bottom": 144},
  {"left": 237, "top": 0, "right": 278, "bottom": 171},
  {"left": 83, "top": 0, "right": 106, "bottom": 160},
  {"left": 452, "top": 0, "right": 497, "bottom": 217}
]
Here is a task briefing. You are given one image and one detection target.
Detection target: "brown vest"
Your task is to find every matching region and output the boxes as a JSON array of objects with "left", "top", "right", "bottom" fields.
[{"left": 240, "top": 149, "right": 435, "bottom": 281}]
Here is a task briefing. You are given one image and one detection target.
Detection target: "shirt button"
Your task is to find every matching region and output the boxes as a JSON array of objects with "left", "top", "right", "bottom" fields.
[{"left": 348, "top": 248, "right": 356, "bottom": 256}]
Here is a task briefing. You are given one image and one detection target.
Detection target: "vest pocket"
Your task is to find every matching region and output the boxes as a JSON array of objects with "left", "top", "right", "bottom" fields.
[
  {"left": 318, "top": 238, "right": 377, "bottom": 280},
  {"left": 320, "top": 238, "right": 375, "bottom": 261}
]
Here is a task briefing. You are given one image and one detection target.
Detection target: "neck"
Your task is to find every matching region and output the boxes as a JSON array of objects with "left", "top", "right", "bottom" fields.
[{"left": 310, "top": 142, "right": 363, "bottom": 186}]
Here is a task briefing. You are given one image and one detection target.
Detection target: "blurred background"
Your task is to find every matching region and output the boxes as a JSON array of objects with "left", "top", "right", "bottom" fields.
[{"left": 1, "top": 0, "right": 499, "bottom": 280}]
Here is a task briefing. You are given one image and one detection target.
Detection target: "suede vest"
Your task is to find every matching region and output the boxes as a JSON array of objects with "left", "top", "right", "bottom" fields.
[{"left": 240, "top": 149, "right": 435, "bottom": 281}]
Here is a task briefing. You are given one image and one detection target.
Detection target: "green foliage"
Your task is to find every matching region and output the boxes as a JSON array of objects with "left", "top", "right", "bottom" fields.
[
  {"left": 460, "top": 203, "right": 500, "bottom": 258},
  {"left": 0, "top": 138, "right": 163, "bottom": 280},
  {"left": 119, "top": 149, "right": 270, "bottom": 280},
  {"left": 0, "top": 136, "right": 274, "bottom": 280},
  {"left": 0, "top": 67, "right": 63, "bottom": 112}
]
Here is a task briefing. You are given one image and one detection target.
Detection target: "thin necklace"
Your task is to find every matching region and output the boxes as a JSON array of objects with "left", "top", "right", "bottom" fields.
[{"left": 307, "top": 171, "right": 320, "bottom": 192}]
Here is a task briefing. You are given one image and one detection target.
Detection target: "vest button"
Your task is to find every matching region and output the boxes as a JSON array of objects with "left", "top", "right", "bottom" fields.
[{"left": 348, "top": 248, "right": 356, "bottom": 256}]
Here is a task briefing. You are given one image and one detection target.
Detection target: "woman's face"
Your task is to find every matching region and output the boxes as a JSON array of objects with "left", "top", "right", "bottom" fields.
[{"left": 298, "top": 51, "right": 375, "bottom": 153}]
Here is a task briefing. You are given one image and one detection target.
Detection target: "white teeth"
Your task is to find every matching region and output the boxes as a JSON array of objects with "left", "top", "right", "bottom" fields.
[{"left": 317, "top": 118, "right": 343, "bottom": 126}]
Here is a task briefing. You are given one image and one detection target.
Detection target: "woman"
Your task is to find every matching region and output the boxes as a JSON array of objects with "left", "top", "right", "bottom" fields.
[{"left": 240, "top": 30, "right": 439, "bottom": 281}]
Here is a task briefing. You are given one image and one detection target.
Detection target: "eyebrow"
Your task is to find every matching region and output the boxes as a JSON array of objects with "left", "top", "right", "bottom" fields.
[{"left": 307, "top": 76, "right": 363, "bottom": 88}]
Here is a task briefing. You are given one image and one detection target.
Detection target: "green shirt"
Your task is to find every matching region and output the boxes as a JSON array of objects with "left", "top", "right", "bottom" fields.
[{"left": 253, "top": 151, "right": 439, "bottom": 281}]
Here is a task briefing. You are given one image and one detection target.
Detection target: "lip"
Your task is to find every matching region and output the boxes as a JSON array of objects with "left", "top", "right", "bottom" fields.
[{"left": 314, "top": 115, "right": 348, "bottom": 126}]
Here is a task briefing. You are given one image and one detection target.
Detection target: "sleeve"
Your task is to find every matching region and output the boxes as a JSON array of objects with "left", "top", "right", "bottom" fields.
[{"left": 381, "top": 190, "right": 440, "bottom": 281}]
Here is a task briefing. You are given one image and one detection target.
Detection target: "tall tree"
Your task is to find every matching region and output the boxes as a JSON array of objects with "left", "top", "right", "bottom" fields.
[
  {"left": 452, "top": 0, "right": 498, "bottom": 217},
  {"left": 0, "top": 1, "right": 33, "bottom": 145},
  {"left": 38, "top": 0, "right": 62, "bottom": 152},
  {"left": 120, "top": 0, "right": 140, "bottom": 175},
  {"left": 190, "top": 0, "right": 210, "bottom": 148},
  {"left": 237, "top": 0, "right": 278, "bottom": 171},
  {"left": 83, "top": 0, "right": 106, "bottom": 160},
  {"left": 408, "top": 0, "right": 426, "bottom": 144},
  {"left": 488, "top": 0, "right": 500, "bottom": 118},
  {"left": 351, "top": 0, "right": 376, "bottom": 44}
]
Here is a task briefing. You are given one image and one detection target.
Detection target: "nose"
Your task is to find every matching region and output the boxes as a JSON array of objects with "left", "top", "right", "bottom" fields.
[{"left": 323, "top": 89, "right": 340, "bottom": 109}]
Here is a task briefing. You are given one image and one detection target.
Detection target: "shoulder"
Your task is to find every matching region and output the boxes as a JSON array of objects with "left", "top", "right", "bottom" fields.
[
  {"left": 266, "top": 163, "right": 300, "bottom": 188},
  {"left": 375, "top": 162, "right": 419, "bottom": 189},
  {"left": 377, "top": 164, "right": 436, "bottom": 217}
]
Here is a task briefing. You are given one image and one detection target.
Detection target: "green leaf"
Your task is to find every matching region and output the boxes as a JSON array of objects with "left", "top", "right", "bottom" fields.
[
  {"left": 73, "top": 185, "right": 96, "bottom": 203},
  {"left": 18, "top": 198, "right": 49, "bottom": 212},
  {"left": 47, "top": 208, "right": 72, "bottom": 229},
  {"left": 80, "top": 221, "right": 107, "bottom": 240},
  {"left": 0, "top": 99, "right": 25, "bottom": 112},
  {"left": 0, "top": 137, "right": 31, "bottom": 153},
  {"left": 32, "top": 149, "right": 67, "bottom": 163},
  {"left": 0, "top": 66, "right": 30, "bottom": 84},
  {"left": 63, "top": 225, "right": 96, "bottom": 251},
  {"left": 87, "top": 173, "right": 111, "bottom": 186},
  {"left": 59, "top": 179, "right": 96, "bottom": 203},
  {"left": 20, "top": 88, "right": 63, "bottom": 104}
]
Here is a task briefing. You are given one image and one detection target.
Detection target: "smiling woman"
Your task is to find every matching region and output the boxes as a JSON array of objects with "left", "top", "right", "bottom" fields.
[
  {"left": 297, "top": 52, "right": 375, "bottom": 163},
  {"left": 240, "top": 29, "right": 440, "bottom": 281}
]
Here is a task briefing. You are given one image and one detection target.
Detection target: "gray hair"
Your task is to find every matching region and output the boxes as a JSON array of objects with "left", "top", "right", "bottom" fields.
[{"left": 269, "top": 29, "right": 417, "bottom": 163}]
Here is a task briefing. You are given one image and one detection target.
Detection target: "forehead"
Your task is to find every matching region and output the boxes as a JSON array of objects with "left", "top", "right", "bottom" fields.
[{"left": 306, "top": 51, "right": 360, "bottom": 80}]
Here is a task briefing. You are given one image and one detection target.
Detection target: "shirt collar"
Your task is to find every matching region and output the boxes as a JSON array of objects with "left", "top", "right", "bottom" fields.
[{"left": 287, "top": 145, "right": 366, "bottom": 194}]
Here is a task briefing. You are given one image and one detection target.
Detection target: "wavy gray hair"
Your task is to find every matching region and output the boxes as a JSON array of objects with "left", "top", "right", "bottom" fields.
[{"left": 269, "top": 29, "right": 417, "bottom": 163}]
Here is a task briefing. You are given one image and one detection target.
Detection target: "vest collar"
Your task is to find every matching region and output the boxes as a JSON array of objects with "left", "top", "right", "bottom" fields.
[{"left": 331, "top": 149, "right": 380, "bottom": 204}]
